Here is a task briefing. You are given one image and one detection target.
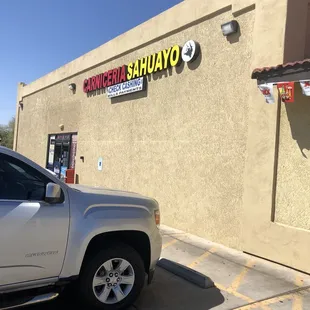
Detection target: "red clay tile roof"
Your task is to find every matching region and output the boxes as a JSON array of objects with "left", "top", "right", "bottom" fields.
[{"left": 252, "top": 59, "right": 310, "bottom": 79}]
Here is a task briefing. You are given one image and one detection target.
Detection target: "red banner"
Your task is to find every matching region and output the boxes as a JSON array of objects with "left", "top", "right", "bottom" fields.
[{"left": 277, "top": 82, "right": 295, "bottom": 103}]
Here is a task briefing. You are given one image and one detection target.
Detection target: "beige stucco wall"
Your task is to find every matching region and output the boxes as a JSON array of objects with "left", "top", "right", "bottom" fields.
[
  {"left": 275, "top": 88, "right": 310, "bottom": 230},
  {"left": 17, "top": 0, "right": 310, "bottom": 273},
  {"left": 274, "top": 1, "right": 310, "bottom": 231},
  {"left": 16, "top": 0, "right": 256, "bottom": 250},
  {"left": 17, "top": 82, "right": 82, "bottom": 166},
  {"left": 242, "top": 0, "right": 310, "bottom": 274},
  {"left": 277, "top": 2, "right": 310, "bottom": 226},
  {"left": 78, "top": 9, "right": 255, "bottom": 249}
]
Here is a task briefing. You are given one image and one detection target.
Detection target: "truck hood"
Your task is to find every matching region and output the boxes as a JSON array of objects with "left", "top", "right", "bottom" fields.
[
  {"left": 67, "top": 184, "right": 158, "bottom": 216},
  {"left": 68, "top": 184, "right": 152, "bottom": 200}
]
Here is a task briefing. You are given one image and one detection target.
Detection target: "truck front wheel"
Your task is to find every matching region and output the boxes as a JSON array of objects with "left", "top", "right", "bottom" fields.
[{"left": 78, "top": 243, "right": 145, "bottom": 309}]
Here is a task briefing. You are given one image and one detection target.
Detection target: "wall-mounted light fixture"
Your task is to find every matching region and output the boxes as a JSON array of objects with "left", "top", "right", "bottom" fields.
[
  {"left": 59, "top": 124, "right": 64, "bottom": 131},
  {"left": 68, "top": 83, "right": 76, "bottom": 92},
  {"left": 221, "top": 20, "right": 239, "bottom": 36},
  {"left": 19, "top": 101, "right": 24, "bottom": 110}
]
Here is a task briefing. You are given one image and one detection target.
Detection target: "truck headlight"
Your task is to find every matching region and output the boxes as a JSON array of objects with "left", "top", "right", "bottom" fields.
[{"left": 154, "top": 210, "right": 160, "bottom": 227}]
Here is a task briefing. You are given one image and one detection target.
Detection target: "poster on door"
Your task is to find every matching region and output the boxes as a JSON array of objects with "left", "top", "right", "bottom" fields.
[
  {"left": 61, "top": 166, "right": 67, "bottom": 179},
  {"left": 69, "top": 134, "right": 78, "bottom": 169},
  {"left": 54, "top": 161, "right": 60, "bottom": 175},
  {"left": 48, "top": 136, "right": 55, "bottom": 166}
]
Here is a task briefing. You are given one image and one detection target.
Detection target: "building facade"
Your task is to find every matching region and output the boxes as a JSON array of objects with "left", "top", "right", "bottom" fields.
[{"left": 14, "top": 0, "right": 310, "bottom": 272}]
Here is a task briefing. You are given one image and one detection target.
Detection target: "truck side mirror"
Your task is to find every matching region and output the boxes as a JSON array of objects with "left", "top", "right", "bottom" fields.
[{"left": 45, "top": 183, "right": 62, "bottom": 204}]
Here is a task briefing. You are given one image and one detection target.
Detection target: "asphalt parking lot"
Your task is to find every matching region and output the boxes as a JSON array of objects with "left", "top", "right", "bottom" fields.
[{"left": 28, "top": 225, "right": 310, "bottom": 309}]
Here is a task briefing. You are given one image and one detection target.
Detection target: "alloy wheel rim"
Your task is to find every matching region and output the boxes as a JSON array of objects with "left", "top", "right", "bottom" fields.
[{"left": 92, "top": 258, "right": 135, "bottom": 304}]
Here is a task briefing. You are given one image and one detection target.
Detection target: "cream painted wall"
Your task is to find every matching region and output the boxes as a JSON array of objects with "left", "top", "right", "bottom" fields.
[
  {"left": 241, "top": 0, "right": 310, "bottom": 273},
  {"left": 17, "top": 7, "right": 255, "bottom": 249},
  {"left": 17, "top": 84, "right": 81, "bottom": 167},
  {"left": 273, "top": 0, "right": 310, "bottom": 231},
  {"left": 275, "top": 87, "right": 310, "bottom": 230},
  {"left": 16, "top": 0, "right": 310, "bottom": 273}
]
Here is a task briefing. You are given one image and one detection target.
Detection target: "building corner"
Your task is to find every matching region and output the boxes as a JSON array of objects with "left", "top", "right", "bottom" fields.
[{"left": 14, "top": 82, "right": 25, "bottom": 152}]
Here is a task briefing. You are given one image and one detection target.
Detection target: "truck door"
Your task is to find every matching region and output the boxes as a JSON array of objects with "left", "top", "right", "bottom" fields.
[{"left": 0, "top": 153, "right": 69, "bottom": 286}]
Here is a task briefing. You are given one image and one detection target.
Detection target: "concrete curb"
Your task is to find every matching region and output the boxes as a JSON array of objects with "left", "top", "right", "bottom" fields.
[
  {"left": 157, "top": 258, "right": 215, "bottom": 289},
  {"left": 160, "top": 225, "right": 310, "bottom": 287}
]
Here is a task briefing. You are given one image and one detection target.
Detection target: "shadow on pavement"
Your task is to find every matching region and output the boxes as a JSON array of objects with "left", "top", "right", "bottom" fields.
[
  {"left": 135, "top": 267, "right": 225, "bottom": 310},
  {"left": 27, "top": 293, "right": 80, "bottom": 310},
  {"left": 27, "top": 267, "right": 224, "bottom": 310}
]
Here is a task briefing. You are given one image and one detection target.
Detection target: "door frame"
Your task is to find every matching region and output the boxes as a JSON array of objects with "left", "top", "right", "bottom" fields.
[{"left": 45, "top": 132, "right": 78, "bottom": 178}]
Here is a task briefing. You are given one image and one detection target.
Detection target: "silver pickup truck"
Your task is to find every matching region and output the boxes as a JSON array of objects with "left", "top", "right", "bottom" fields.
[{"left": 0, "top": 146, "right": 162, "bottom": 309}]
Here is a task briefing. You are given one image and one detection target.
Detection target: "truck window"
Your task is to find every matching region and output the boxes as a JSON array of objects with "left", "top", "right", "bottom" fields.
[{"left": 0, "top": 154, "right": 51, "bottom": 201}]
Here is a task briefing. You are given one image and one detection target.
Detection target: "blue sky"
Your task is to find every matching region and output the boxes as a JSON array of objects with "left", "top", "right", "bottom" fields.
[{"left": 0, "top": 0, "right": 182, "bottom": 125}]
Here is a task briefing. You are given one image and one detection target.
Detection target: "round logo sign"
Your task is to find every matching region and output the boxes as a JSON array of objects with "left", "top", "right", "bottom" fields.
[{"left": 181, "top": 40, "right": 200, "bottom": 63}]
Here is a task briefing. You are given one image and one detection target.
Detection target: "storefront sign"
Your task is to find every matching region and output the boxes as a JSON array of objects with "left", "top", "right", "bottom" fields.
[
  {"left": 56, "top": 134, "right": 71, "bottom": 141},
  {"left": 258, "top": 83, "right": 275, "bottom": 104},
  {"left": 181, "top": 40, "right": 200, "bottom": 63},
  {"left": 83, "top": 40, "right": 200, "bottom": 98},
  {"left": 300, "top": 80, "right": 310, "bottom": 96},
  {"left": 277, "top": 82, "right": 295, "bottom": 103},
  {"left": 107, "top": 77, "right": 145, "bottom": 98}
]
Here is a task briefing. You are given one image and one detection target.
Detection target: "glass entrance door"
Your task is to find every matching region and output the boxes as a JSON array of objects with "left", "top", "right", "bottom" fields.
[
  {"left": 60, "top": 141, "right": 69, "bottom": 181},
  {"left": 53, "top": 142, "right": 62, "bottom": 177},
  {"left": 53, "top": 142, "right": 69, "bottom": 179},
  {"left": 46, "top": 133, "right": 78, "bottom": 181}
]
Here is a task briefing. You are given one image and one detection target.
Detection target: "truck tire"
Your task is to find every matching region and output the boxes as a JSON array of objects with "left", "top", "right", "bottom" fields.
[{"left": 78, "top": 243, "right": 145, "bottom": 309}]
